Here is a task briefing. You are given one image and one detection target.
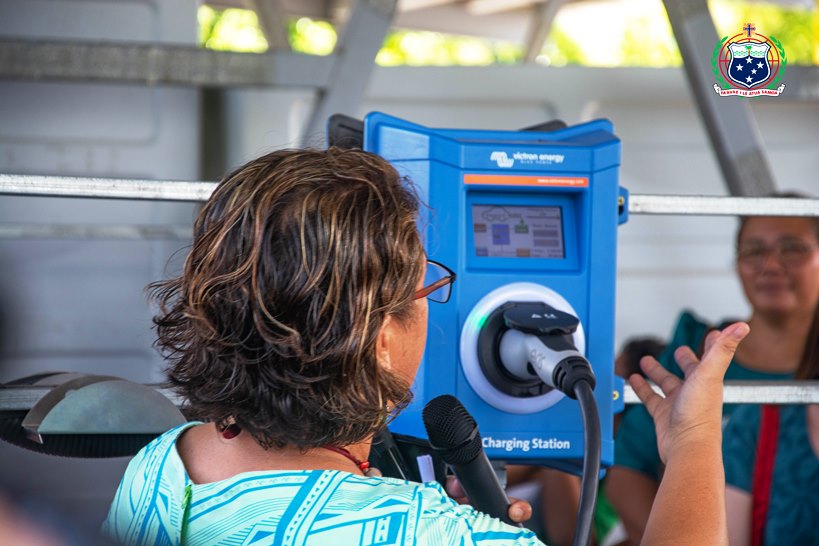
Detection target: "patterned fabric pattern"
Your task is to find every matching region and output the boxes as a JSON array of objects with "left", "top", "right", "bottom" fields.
[
  {"left": 103, "top": 423, "right": 544, "bottom": 546},
  {"left": 723, "top": 404, "right": 819, "bottom": 546}
]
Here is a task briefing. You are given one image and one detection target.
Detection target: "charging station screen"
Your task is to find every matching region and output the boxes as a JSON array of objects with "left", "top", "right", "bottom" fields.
[{"left": 472, "top": 205, "right": 564, "bottom": 258}]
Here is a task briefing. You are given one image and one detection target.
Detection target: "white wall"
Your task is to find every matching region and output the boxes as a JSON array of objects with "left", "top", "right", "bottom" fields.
[{"left": 0, "top": 0, "right": 200, "bottom": 528}]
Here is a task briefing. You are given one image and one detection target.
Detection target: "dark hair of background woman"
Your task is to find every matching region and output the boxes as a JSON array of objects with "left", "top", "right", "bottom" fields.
[{"left": 149, "top": 148, "right": 425, "bottom": 450}]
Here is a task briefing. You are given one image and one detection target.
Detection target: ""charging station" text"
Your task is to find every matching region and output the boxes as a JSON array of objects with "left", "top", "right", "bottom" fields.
[{"left": 482, "top": 436, "right": 571, "bottom": 452}]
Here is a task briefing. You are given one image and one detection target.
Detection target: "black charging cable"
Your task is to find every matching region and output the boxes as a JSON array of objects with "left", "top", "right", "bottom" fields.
[
  {"left": 569, "top": 379, "right": 600, "bottom": 546},
  {"left": 501, "top": 303, "right": 601, "bottom": 546}
]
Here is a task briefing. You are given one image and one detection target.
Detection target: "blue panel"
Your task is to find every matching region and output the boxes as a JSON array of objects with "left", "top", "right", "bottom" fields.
[{"left": 364, "top": 112, "right": 625, "bottom": 471}]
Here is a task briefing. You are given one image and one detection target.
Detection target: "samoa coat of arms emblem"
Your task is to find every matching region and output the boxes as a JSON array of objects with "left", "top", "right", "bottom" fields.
[{"left": 712, "top": 23, "right": 786, "bottom": 97}]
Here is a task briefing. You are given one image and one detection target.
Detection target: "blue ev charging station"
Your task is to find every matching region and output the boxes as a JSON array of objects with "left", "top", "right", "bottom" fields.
[{"left": 363, "top": 113, "right": 627, "bottom": 472}]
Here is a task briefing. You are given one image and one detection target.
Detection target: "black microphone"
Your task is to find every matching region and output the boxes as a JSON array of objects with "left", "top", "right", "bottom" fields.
[{"left": 422, "top": 395, "right": 520, "bottom": 527}]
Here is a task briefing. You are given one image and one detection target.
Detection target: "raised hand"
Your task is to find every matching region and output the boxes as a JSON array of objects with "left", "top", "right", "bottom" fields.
[
  {"left": 634, "top": 322, "right": 749, "bottom": 546},
  {"left": 629, "top": 322, "right": 750, "bottom": 465}
]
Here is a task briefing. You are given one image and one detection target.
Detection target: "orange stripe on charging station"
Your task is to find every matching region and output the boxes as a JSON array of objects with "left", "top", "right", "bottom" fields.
[{"left": 464, "top": 174, "right": 588, "bottom": 187}]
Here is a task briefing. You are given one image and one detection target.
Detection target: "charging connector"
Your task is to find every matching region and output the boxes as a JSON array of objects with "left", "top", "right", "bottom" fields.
[
  {"left": 499, "top": 303, "right": 596, "bottom": 396},
  {"left": 499, "top": 302, "right": 601, "bottom": 546}
]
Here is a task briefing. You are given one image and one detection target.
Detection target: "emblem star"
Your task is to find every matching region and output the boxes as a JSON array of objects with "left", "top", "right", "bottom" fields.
[
  {"left": 746, "top": 57, "right": 753, "bottom": 64},
  {"left": 752, "top": 69, "right": 757, "bottom": 74},
  {"left": 736, "top": 64, "right": 744, "bottom": 71},
  {"left": 757, "top": 62, "right": 764, "bottom": 68},
  {"left": 746, "top": 75, "right": 753, "bottom": 82}
]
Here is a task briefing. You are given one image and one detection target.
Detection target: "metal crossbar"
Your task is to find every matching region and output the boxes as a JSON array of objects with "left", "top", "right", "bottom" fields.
[
  {"left": 0, "top": 223, "right": 193, "bottom": 240},
  {"left": 628, "top": 194, "right": 819, "bottom": 217},
  {"left": 1, "top": 381, "right": 816, "bottom": 410},
  {"left": 2, "top": 39, "right": 818, "bottom": 98},
  {"left": 2, "top": 174, "right": 818, "bottom": 217},
  {"left": 621, "top": 381, "right": 819, "bottom": 406},
  {"left": 0, "top": 174, "right": 215, "bottom": 202},
  {"left": 0, "top": 39, "right": 333, "bottom": 88}
]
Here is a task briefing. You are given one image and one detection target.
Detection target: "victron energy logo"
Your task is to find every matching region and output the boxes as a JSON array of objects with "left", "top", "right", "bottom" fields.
[
  {"left": 490, "top": 151, "right": 515, "bottom": 168},
  {"left": 489, "top": 151, "right": 566, "bottom": 168}
]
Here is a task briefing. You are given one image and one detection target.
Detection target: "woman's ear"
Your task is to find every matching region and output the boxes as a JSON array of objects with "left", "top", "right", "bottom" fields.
[{"left": 376, "top": 315, "right": 395, "bottom": 369}]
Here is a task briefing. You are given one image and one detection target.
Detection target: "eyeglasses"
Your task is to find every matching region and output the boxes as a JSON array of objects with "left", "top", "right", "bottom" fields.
[
  {"left": 414, "top": 260, "right": 456, "bottom": 303},
  {"left": 737, "top": 239, "right": 819, "bottom": 269}
]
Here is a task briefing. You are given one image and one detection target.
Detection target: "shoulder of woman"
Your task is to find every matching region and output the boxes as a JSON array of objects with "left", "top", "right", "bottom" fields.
[
  {"left": 670, "top": 310, "right": 713, "bottom": 343},
  {"left": 654, "top": 310, "right": 706, "bottom": 376},
  {"left": 660, "top": 310, "right": 727, "bottom": 374},
  {"left": 114, "top": 421, "right": 202, "bottom": 488},
  {"left": 130, "top": 421, "right": 201, "bottom": 464}
]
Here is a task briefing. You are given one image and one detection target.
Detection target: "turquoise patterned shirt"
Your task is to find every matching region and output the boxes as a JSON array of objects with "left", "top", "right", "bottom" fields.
[{"left": 103, "top": 423, "right": 544, "bottom": 546}]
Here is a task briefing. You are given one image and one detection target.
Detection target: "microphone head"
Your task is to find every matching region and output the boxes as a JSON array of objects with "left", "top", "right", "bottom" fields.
[{"left": 422, "top": 395, "right": 482, "bottom": 465}]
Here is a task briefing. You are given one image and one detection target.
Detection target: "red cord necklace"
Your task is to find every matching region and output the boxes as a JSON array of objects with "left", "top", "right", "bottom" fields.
[
  {"left": 321, "top": 445, "right": 382, "bottom": 477},
  {"left": 219, "top": 423, "right": 380, "bottom": 477}
]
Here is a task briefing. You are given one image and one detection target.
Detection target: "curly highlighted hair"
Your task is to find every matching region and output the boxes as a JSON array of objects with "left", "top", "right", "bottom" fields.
[{"left": 150, "top": 147, "right": 425, "bottom": 449}]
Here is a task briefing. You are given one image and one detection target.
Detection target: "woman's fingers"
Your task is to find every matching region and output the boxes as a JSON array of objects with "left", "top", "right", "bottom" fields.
[
  {"left": 675, "top": 345, "right": 700, "bottom": 378},
  {"left": 700, "top": 322, "right": 750, "bottom": 377},
  {"left": 718, "top": 322, "right": 750, "bottom": 351},
  {"left": 445, "top": 476, "right": 468, "bottom": 504},
  {"left": 447, "top": 476, "right": 532, "bottom": 523},
  {"left": 702, "top": 329, "right": 721, "bottom": 356},
  {"left": 629, "top": 373, "right": 663, "bottom": 419},
  {"left": 675, "top": 323, "right": 750, "bottom": 379},
  {"left": 507, "top": 498, "right": 533, "bottom": 523},
  {"left": 639, "top": 356, "right": 680, "bottom": 396},
  {"left": 632, "top": 356, "right": 681, "bottom": 420}
]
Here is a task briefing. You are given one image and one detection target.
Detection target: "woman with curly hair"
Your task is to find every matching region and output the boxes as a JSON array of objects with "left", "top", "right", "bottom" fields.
[{"left": 102, "top": 147, "right": 748, "bottom": 546}]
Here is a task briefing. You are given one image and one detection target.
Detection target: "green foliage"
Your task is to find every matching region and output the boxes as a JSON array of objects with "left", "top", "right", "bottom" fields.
[
  {"left": 196, "top": 2, "right": 817, "bottom": 67},
  {"left": 621, "top": 13, "right": 682, "bottom": 67},
  {"left": 198, "top": 5, "right": 219, "bottom": 47},
  {"left": 289, "top": 17, "right": 336, "bottom": 56},
  {"left": 711, "top": 0, "right": 817, "bottom": 65},
  {"left": 538, "top": 28, "right": 586, "bottom": 66},
  {"left": 376, "top": 30, "right": 522, "bottom": 66},
  {"left": 198, "top": 6, "right": 267, "bottom": 53}
]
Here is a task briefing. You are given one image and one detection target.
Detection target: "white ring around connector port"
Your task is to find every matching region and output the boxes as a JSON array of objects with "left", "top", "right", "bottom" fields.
[{"left": 459, "top": 282, "right": 586, "bottom": 414}]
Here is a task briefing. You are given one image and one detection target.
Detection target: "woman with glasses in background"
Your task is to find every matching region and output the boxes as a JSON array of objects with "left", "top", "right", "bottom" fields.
[
  {"left": 722, "top": 208, "right": 819, "bottom": 546},
  {"left": 102, "top": 147, "right": 751, "bottom": 545},
  {"left": 608, "top": 192, "right": 819, "bottom": 546}
]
